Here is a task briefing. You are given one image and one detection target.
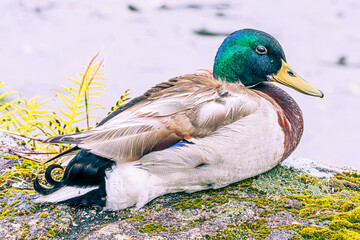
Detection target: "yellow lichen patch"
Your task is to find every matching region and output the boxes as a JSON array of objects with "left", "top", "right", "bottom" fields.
[
  {"left": 299, "top": 227, "right": 360, "bottom": 240},
  {"left": 204, "top": 219, "right": 271, "bottom": 240},
  {"left": 0, "top": 159, "right": 45, "bottom": 190},
  {"left": 40, "top": 212, "right": 49, "bottom": 218},
  {"left": 124, "top": 215, "right": 144, "bottom": 221},
  {"left": 345, "top": 207, "right": 360, "bottom": 223},
  {"left": 45, "top": 224, "right": 60, "bottom": 238},
  {"left": 136, "top": 222, "right": 168, "bottom": 233},
  {"left": 0, "top": 199, "right": 20, "bottom": 219},
  {"left": 271, "top": 169, "right": 360, "bottom": 239},
  {"left": 3, "top": 154, "right": 19, "bottom": 159}
]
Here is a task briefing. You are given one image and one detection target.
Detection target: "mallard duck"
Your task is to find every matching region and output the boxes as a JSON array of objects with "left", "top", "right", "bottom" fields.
[{"left": 34, "top": 29, "right": 323, "bottom": 210}]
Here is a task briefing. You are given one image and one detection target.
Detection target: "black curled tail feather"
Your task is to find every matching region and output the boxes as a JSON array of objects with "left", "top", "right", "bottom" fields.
[
  {"left": 33, "top": 176, "right": 61, "bottom": 195},
  {"left": 34, "top": 149, "right": 115, "bottom": 207},
  {"left": 33, "top": 164, "right": 65, "bottom": 195},
  {"left": 45, "top": 164, "right": 64, "bottom": 187}
]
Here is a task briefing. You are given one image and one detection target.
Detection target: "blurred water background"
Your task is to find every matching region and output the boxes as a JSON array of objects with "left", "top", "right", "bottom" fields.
[{"left": 1, "top": 0, "right": 359, "bottom": 168}]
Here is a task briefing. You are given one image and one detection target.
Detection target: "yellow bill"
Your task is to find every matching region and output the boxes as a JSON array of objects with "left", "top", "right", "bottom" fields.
[{"left": 267, "top": 59, "right": 324, "bottom": 98}]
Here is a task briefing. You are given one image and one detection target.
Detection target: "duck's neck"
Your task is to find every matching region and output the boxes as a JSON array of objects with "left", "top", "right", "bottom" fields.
[{"left": 253, "top": 82, "right": 304, "bottom": 162}]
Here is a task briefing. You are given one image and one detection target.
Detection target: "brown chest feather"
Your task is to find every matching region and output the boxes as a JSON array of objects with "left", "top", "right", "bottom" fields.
[{"left": 253, "top": 82, "right": 304, "bottom": 162}]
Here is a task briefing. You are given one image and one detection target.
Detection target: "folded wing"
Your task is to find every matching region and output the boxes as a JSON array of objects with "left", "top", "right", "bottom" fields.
[{"left": 44, "top": 70, "right": 260, "bottom": 163}]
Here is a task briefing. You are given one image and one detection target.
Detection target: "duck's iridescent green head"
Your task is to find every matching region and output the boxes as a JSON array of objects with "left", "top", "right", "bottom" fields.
[{"left": 214, "top": 29, "right": 323, "bottom": 98}]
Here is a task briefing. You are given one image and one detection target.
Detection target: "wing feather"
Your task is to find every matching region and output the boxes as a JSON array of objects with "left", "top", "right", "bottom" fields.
[{"left": 44, "top": 70, "right": 260, "bottom": 163}]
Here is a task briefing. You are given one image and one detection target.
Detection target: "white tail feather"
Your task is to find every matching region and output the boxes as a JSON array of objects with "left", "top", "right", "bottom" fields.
[{"left": 34, "top": 186, "right": 99, "bottom": 203}]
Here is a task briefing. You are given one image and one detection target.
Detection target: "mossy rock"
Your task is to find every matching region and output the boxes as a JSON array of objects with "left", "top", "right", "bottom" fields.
[{"left": 1, "top": 133, "right": 360, "bottom": 239}]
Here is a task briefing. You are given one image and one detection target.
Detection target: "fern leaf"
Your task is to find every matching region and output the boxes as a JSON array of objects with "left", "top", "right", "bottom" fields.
[
  {"left": 0, "top": 53, "right": 130, "bottom": 141},
  {"left": 50, "top": 53, "right": 106, "bottom": 134}
]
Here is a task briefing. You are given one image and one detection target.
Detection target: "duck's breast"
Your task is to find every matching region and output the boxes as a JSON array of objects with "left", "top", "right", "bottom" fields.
[{"left": 253, "top": 82, "right": 304, "bottom": 161}]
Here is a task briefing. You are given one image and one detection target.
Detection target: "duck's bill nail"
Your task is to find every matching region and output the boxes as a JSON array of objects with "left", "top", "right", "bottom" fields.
[{"left": 267, "top": 59, "right": 324, "bottom": 98}]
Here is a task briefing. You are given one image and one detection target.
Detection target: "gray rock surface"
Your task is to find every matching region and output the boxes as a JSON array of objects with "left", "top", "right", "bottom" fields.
[{"left": 0, "top": 132, "right": 358, "bottom": 239}]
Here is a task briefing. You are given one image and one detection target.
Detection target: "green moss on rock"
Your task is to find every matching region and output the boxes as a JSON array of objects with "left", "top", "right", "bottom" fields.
[
  {"left": 137, "top": 222, "right": 168, "bottom": 233},
  {"left": 204, "top": 219, "right": 271, "bottom": 239},
  {"left": 40, "top": 212, "right": 49, "bottom": 218},
  {"left": 2, "top": 148, "right": 360, "bottom": 240}
]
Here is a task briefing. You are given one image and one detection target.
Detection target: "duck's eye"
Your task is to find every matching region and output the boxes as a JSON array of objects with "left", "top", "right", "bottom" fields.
[{"left": 255, "top": 45, "right": 267, "bottom": 55}]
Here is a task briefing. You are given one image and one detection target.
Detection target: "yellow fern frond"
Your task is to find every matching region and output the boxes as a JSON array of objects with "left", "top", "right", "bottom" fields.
[
  {"left": 8, "top": 98, "right": 56, "bottom": 135},
  {"left": 50, "top": 53, "right": 107, "bottom": 134},
  {"left": 0, "top": 53, "right": 131, "bottom": 144},
  {"left": 108, "top": 89, "right": 132, "bottom": 114}
]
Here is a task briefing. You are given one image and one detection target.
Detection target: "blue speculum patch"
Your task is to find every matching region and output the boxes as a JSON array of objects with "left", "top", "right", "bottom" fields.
[{"left": 169, "top": 140, "right": 193, "bottom": 148}]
